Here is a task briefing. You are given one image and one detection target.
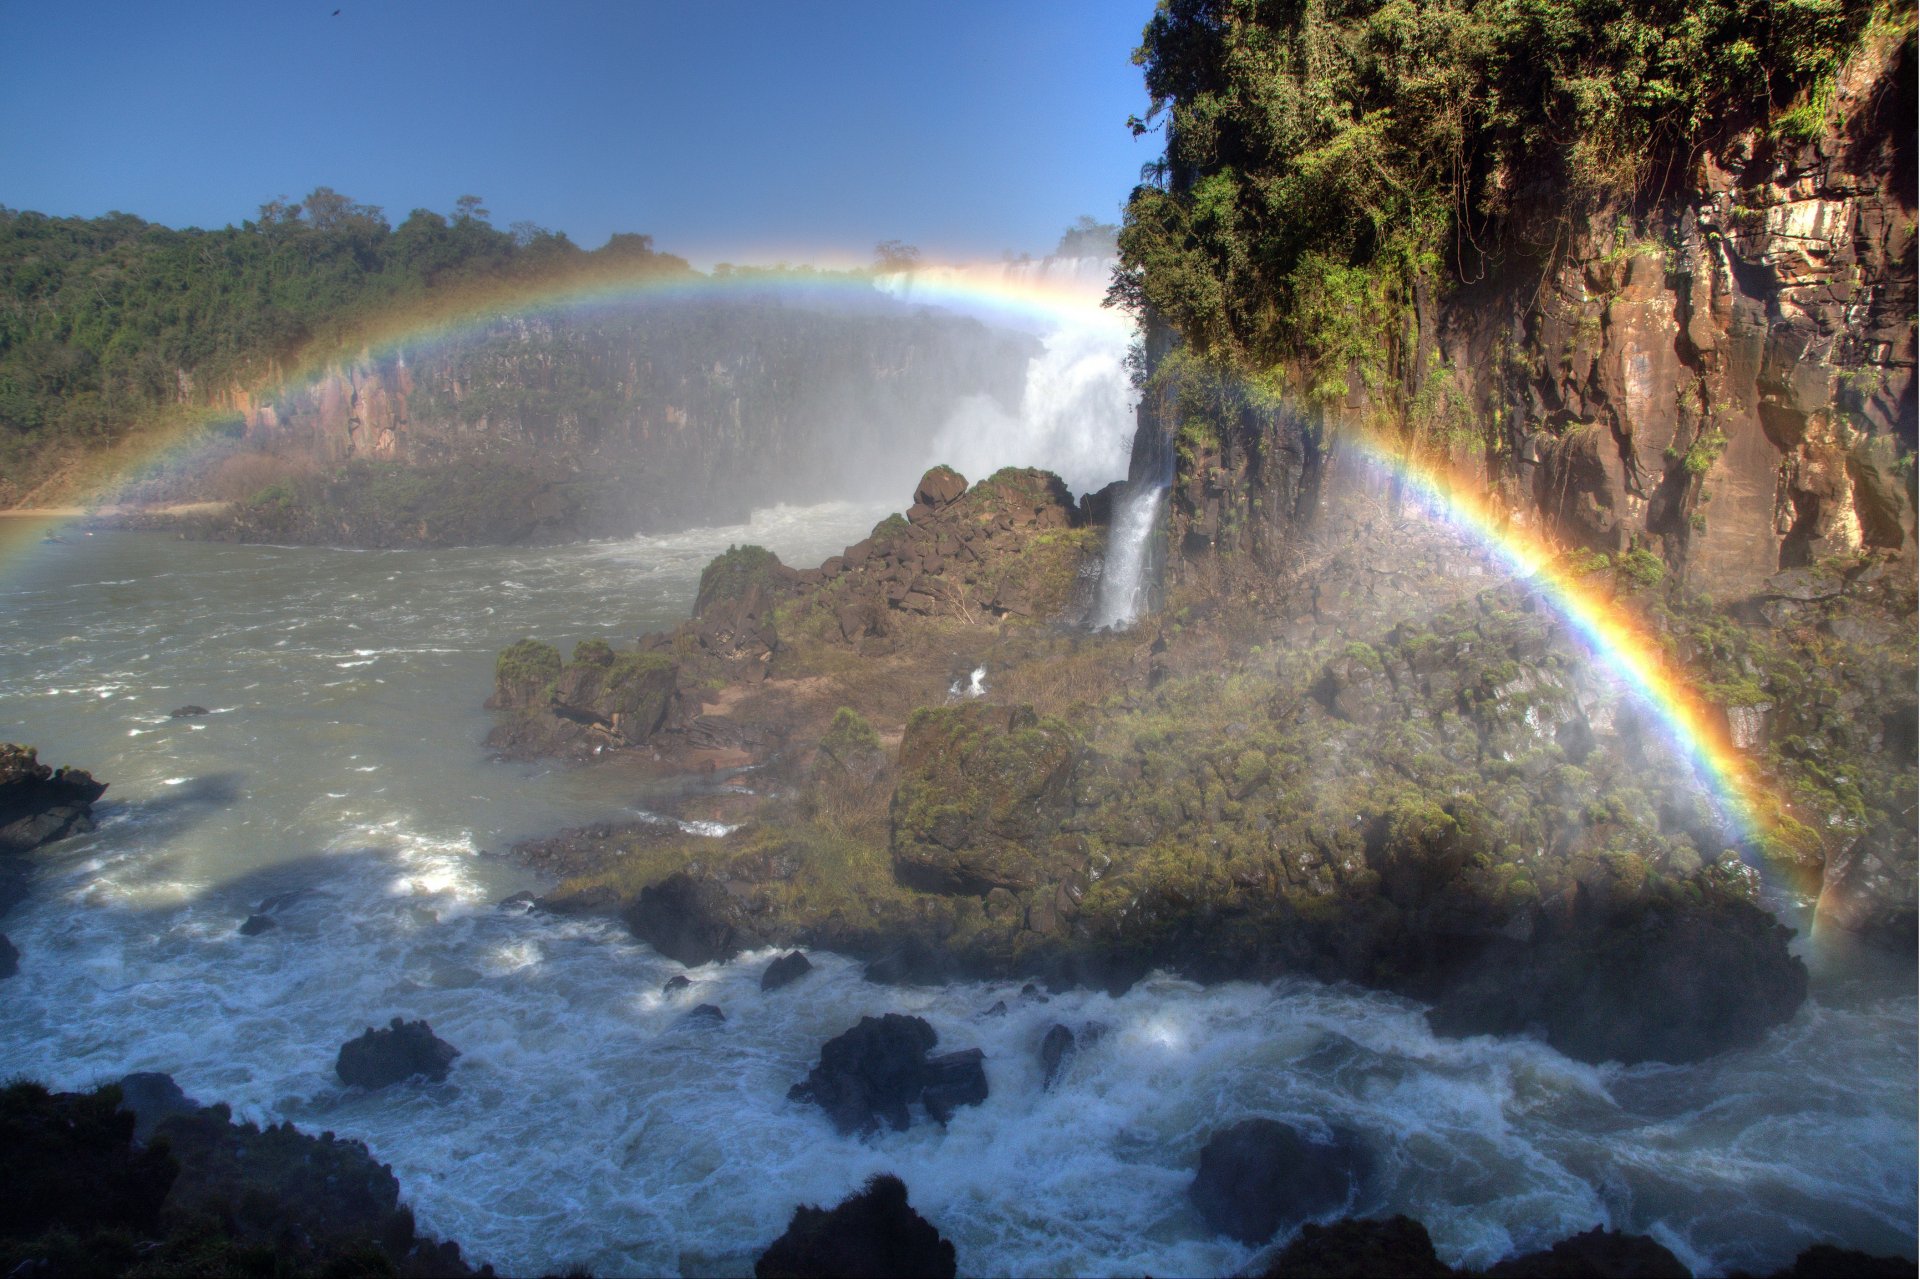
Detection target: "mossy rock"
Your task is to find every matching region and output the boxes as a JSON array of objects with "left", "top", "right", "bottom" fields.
[
  {"left": 694, "top": 544, "right": 782, "bottom": 618},
  {"left": 493, "top": 639, "right": 561, "bottom": 709},
  {"left": 891, "top": 703, "right": 1083, "bottom": 894}
]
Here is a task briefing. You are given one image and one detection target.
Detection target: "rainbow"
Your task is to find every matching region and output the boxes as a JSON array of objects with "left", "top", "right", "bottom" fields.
[
  {"left": 10, "top": 256, "right": 1129, "bottom": 513},
  {"left": 7, "top": 261, "right": 1782, "bottom": 853},
  {"left": 1333, "top": 429, "right": 1777, "bottom": 849}
]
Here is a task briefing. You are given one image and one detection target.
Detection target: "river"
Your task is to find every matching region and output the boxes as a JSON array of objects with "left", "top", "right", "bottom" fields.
[{"left": 0, "top": 511, "right": 1912, "bottom": 1277}]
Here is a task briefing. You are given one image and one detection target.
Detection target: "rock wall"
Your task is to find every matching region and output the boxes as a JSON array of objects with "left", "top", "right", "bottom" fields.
[{"left": 1147, "top": 32, "right": 1916, "bottom": 602}]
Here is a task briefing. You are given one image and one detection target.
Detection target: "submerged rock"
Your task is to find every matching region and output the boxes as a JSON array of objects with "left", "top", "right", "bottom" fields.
[
  {"left": 0, "top": 933, "right": 15, "bottom": 979},
  {"left": 754, "top": 1172, "right": 956, "bottom": 1278},
  {"left": 335, "top": 1017, "right": 460, "bottom": 1089},
  {"left": 685, "top": 1003, "right": 726, "bottom": 1025},
  {"left": 663, "top": 973, "right": 692, "bottom": 994},
  {"left": 1258, "top": 1215, "right": 1454, "bottom": 1278},
  {"left": 0, "top": 744, "right": 107, "bottom": 855},
  {"left": 763, "top": 950, "right": 813, "bottom": 992},
  {"left": 239, "top": 913, "right": 276, "bottom": 936},
  {"left": 169, "top": 705, "right": 210, "bottom": 718},
  {"left": 1189, "top": 1118, "right": 1371, "bottom": 1245},
  {"left": 788, "top": 1014, "right": 987, "bottom": 1136},
  {"left": 1038, "top": 1023, "right": 1075, "bottom": 1089},
  {"left": 1485, "top": 1226, "right": 1689, "bottom": 1277}
]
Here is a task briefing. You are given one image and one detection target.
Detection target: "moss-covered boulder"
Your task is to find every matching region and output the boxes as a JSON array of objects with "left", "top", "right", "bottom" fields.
[
  {"left": 890, "top": 703, "right": 1082, "bottom": 894},
  {"left": 490, "top": 639, "right": 561, "bottom": 710},
  {"left": 695, "top": 544, "right": 784, "bottom": 618}
]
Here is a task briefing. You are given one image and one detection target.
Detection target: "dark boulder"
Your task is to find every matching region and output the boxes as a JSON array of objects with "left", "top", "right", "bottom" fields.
[
  {"left": 1429, "top": 892, "right": 1809, "bottom": 1064},
  {"left": 1485, "top": 1226, "right": 1689, "bottom": 1277},
  {"left": 623, "top": 872, "right": 763, "bottom": 966},
  {"left": 789, "top": 1014, "right": 988, "bottom": 1135},
  {"left": 114, "top": 1072, "right": 200, "bottom": 1142},
  {"left": 685, "top": 1004, "right": 726, "bottom": 1024},
  {"left": 169, "top": 705, "right": 210, "bottom": 718},
  {"left": 1189, "top": 1118, "right": 1372, "bottom": 1245},
  {"left": 754, "top": 1172, "right": 956, "bottom": 1278},
  {"left": 0, "top": 933, "right": 15, "bottom": 979},
  {"left": 663, "top": 974, "right": 693, "bottom": 994},
  {"left": 763, "top": 950, "right": 814, "bottom": 992},
  {"left": 1758, "top": 1244, "right": 1919, "bottom": 1278},
  {"left": 1258, "top": 1216, "right": 1455, "bottom": 1278},
  {"left": 919, "top": 1049, "right": 988, "bottom": 1123},
  {"left": 497, "top": 890, "right": 537, "bottom": 912},
  {"left": 0, "top": 744, "right": 107, "bottom": 855},
  {"left": 239, "top": 913, "right": 276, "bottom": 936},
  {"left": 1039, "top": 1023, "right": 1075, "bottom": 1089},
  {"left": 335, "top": 1017, "right": 460, "bottom": 1089}
]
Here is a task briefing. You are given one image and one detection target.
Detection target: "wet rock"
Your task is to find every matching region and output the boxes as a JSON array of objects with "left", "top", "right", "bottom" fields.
[
  {"left": 0, "top": 932, "right": 16, "bottom": 979},
  {"left": 1189, "top": 1118, "right": 1371, "bottom": 1245},
  {"left": 239, "top": 913, "right": 277, "bottom": 936},
  {"left": 623, "top": 871, "right": 763, "bottom": 966},
  {"left": 1258, "top": 1216, "right": 1455, "bottom": 1278},
  {"left": 1428, "top": 892, "right": 1809, "bottom": 1065},
  {"left": 754, "top": 1172, "right": 956, "bottom": 1278},
  {"left": 663, "top": 974, "right": 693, "bottom": 994},
  {"left": 114, "top": 1072, "right": 199, "bottom": 1142},
  {"left": 334, "top": 1017, "right": 460, "bottom": 1089},
  {"left": 1038, "top": 1023, "right": 1075, "bottom": 1089},
  {"left": 685, "top": 1003, "right": 726, "bottom": 1024},
  {"left": 497, "top": 890, "right": 537, "bottom": 912},
  {"left": 788, "top": 1014, "right": 986, "bottom": 1136},
  {"left": 1485, "top": 1226, "right": 1689, "bottom": 1277},
  {"left": 763, "top": 950, "right": 813, "bottom": 992},
  {"left": 1759, "top": 1244, "right": 1920, "bottom": 1278},
  {"left": 919, "top": 1049, "right": 988, "bottom": 1123},
  {"left": 0, "top": 744, "right": 107, "bottom": 855},
  {"left": 983, "top": 999, "right": 1008, "bottom": 1017},
  {"left": 1764, "top": 567, "right": 1846, "bottom": 602},
  {"left": 169, "top": 705, "right": 210, "bottom": 718}
]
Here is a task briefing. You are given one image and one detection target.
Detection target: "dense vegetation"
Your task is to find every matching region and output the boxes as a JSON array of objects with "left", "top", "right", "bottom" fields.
[
  {"left": 0, "top": 190, "right": 691, "bottom": 497},
  {"left": 1112, "top": 0, "right": 1889, "bottom": 421}
]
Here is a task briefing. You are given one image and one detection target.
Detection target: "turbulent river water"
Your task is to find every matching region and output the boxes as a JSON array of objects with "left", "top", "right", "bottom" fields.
[{"left": 0, "top": 508, "right": 1912, "bottom": 1278}]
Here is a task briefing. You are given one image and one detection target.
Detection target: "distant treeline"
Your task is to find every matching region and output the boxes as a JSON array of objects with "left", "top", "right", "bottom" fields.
[{"left": 0, "top": 190, "right": 694, "bottom": 493}]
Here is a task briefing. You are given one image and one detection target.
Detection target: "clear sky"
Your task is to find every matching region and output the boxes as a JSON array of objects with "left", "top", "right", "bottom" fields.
[{"left": 0, "top": 0, "right": 1159, "bottom": 267}]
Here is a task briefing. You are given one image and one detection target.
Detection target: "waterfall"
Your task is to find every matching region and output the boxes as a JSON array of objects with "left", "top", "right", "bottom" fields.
[
  {"left": 877, "top": 257, "right": 1137, "bottom": 497},
  {"left": 1089, "top": 480, "right": 1165, "bottom": 630}
]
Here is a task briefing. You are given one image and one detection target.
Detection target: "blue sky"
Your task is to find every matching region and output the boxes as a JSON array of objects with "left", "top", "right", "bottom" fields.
[{"left": 0, "top": 0, "right": 1158, "bottom": 267}]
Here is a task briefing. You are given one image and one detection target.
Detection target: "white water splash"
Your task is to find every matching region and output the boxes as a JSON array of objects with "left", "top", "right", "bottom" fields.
[{"left": 1091, "top": 481, "right": 1166, "bottom": 631}]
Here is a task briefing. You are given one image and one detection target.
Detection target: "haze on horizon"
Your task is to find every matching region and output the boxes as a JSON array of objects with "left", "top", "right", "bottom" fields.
[{"left": 0, "top": 0, "right": 1158, "bottom": 268}]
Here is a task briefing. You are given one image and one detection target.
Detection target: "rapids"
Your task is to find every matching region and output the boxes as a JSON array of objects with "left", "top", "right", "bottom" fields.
[{"left": 0, "top": 512, "right": 1912, "bottom": 1277}]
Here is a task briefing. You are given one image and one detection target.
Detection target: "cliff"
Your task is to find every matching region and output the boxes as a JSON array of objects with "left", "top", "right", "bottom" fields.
[{"left": 1147, "top": 27, "right": 1915, "bottom": 602}]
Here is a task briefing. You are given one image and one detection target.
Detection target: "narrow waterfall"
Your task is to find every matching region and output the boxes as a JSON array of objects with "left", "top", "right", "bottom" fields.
[{"left": 1090, "top": 399, "right": 1173, "bottom": 631}]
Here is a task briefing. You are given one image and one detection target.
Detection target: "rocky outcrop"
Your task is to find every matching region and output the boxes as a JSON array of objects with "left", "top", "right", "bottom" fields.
[
  {"left": 762, "top": 950, "right": 813, "bottom": 991},
  {"left": 754, "top": 1173, "right": 956, "bottom": 1279},
  {"left": 485, "top": 639, "right": 679, "bottom": 761},
  {"left": 787, "top": 1014, "right": 988, "bottom": 1136},
  {"left": 0, "top": 1078, "right": 480, "bottom": 1276},
  {"left": 1188, "top": 1118, "right": 1371, "bottom": 1245},
  {"left": 1485, "top": 1226, "right": 1690, "bottom": 1277},
  {"left": 0, "top": 744, "right": 106, "bottom": 856},
  {"left": 623, "top": 872, "right": 765, "bottom": 966},
  {"left": 335, "top": 1017, "right": 460, "bottom": 1089},
  {"left": 1257, "top": 1216, "right": 1454, "bottom": 1278}
]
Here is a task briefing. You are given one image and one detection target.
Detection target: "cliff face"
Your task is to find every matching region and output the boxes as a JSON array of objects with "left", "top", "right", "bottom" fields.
[
  {"left": 1153, "top": 33, "right": 1916, "bottom": 602},
  {"left": 181, "top": 297, "right": 1036, "bottom": 542}
]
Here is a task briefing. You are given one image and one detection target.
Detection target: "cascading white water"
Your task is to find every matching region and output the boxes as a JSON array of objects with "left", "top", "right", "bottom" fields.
[
  {"left": 876, "top": 257, "right": 1137, "bottom": 497},
  {"left": 1090, "top": 480, "right": 1166, "bottom": 630}
]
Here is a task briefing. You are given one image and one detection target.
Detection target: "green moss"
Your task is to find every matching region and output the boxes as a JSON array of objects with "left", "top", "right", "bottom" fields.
[
  {"left": 493, "top": 638, "right": 561, "bottom": 706},
  {"left": 572, "top": 638, "right": 615, "bottom": 667},
  {"left": 693, "top": 544, "right": 781, "bottom": 617}
]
